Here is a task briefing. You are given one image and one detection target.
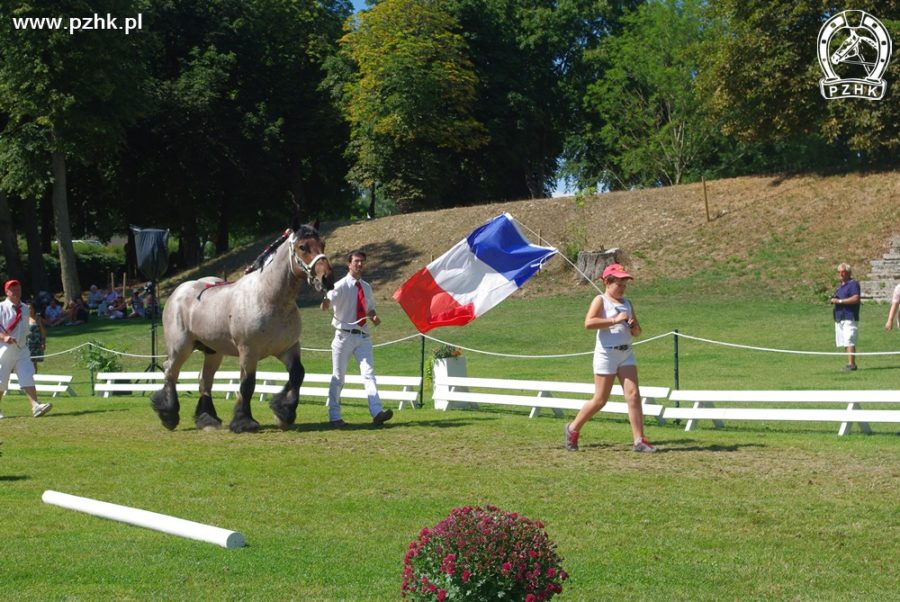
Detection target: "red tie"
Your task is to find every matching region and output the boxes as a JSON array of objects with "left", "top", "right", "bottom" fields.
[
  {"left": 355, "top": 282, "right": 367, "bottom": 327},
  {"left": 5, "top": 303, "right": 22, "bottom": 335}
]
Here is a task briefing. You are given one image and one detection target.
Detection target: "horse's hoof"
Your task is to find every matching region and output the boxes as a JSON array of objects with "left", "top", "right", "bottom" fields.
[
  {"left": 272, "top": 415, "right": 294, "bottom": 431},
  {"left": 229, "top": 419, "right": 260, "bottom": 434},
  {"left": 157, "top": 410, "right": 180, "bottom": 431},
  {"left": 195, "top": 413, "right": 222, "bottom": 431}
]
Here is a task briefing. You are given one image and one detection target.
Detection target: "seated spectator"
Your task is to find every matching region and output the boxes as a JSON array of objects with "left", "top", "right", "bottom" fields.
[
  {"left": 43, "top": 298, "right": 66, "bottom": 327},
  {"left": 128, "top": 289, "right": 145, "bottom": 318},
  {"left": 108, "top": 293, "right": 126, "bottom": 320},
  {"left": 65, "top": 296, "right": 90, "bottom": 326},
  {"left": 86, "top": 284, "right": 104, "bottom": 310},
  {"left": 144, "top": 292, "right": 160, "bottom": 320}
]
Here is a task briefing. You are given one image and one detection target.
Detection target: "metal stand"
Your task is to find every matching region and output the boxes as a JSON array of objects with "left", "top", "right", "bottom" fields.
[
  {"left": 144, "top": 282, "right": 163, "bottom": 372},
  {"left": 145, "top": 318, "right": 163, "bottom": 373}
]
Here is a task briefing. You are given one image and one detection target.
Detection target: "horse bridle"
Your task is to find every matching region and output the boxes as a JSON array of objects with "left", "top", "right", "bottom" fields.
[{"left": 288, "top": 231, "right": 328, "bottom": 285}]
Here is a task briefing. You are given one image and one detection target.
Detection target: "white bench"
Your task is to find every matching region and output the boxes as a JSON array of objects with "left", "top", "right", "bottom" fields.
[
  {"left": 8, "top": 373, "right": 76, "bottom": 397},
  {"left": 94, "top": 372, "right": 201, "bottom": 397},
  {"left": 665, "top": 390, "right": 900, "bottom": 436},
  {"left": 95, "top": 371, "right": 423, "bottom": 410},
  {"left": 212, "top": 371, "right": 423, "bottom": 410},
  {"left": 432, "top": 375, "right": 669, "bottom": 421}
]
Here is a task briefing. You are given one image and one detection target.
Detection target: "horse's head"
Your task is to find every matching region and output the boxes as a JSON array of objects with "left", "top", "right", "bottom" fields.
[{"left": 290, "top": 221, "right": 334, "bottom": 292}]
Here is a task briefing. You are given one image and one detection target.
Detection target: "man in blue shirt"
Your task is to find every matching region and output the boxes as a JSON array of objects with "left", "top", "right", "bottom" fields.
[{"left": 831, "top": 263, "right": 861, "bottom": 371}]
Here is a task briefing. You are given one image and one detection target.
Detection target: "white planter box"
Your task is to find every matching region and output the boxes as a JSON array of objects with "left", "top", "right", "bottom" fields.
[{"left": 432, "top": 357, "right": 471, "bottom": 410}]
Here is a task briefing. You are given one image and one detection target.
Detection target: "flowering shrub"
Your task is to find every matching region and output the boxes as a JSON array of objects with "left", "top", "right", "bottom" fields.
[
  {"left": 431, "top": 344, "right": 463, "bottom": 360},
  {"left": 402, "top": 505, "right": 567, "bottom": 601}
]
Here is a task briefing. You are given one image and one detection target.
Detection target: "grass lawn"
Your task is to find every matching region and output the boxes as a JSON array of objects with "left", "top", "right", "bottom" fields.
[{"left": 1, "top": 290, "right": 898, "bottom": 600}]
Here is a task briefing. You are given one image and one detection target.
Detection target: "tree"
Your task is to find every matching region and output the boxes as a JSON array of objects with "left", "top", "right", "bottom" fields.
[
  {"left": 573, "top": 0, "right": 720, "bottom": 188},
  {"left": 335, "top": 0, "right": 487, "bottom": 210},
  {"left": 703, "top": 1, "right": 899, "bottom": 165},
  {"left": 117, "top": 0, "right": 352, "bottom": 268},
  {"left": 0, "top": 0, "right": 151, "bottom": 299}
]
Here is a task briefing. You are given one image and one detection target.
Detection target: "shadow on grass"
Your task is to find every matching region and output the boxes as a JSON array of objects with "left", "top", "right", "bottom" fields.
[
  {"left": 654, "top": 440, "right": 767, "bottom": 453},
  {"left": 33, "top": 408, "right": 132, "bottom": 419},
  {"left": 204, "top": 416, "right": 497, "bottom": 434},
  {"left": 0, "top": 475, "right": 28, "bottom": 481}
]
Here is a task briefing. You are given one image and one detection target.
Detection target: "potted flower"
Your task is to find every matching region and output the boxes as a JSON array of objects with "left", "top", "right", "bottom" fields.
[
  {"left": 430, "top": 345, "right": 467, "bottom": 410},
  {"left": 402, "top": 505, "right": 568, "bottom": 601}
]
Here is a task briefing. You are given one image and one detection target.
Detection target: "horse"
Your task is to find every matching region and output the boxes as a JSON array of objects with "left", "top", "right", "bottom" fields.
[{"left": 150, "top": 219, "right": 334, "bottom": 433}]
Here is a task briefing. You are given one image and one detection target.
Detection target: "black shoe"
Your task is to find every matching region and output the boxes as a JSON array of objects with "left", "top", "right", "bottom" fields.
[
  {"left": 373, "top": 409, "right": 393, "bottom": 425},
  {"left": 329, "top": 419, "right": 348, "bottom": 428}
]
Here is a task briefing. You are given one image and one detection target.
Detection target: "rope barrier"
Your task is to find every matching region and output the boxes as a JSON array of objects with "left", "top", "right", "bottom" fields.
[
  {"left": 32, "top": 329, "right": 900, "bottom": 362},
  {"left": 669, "top": 331, "right": 900, "bottom": 356}
]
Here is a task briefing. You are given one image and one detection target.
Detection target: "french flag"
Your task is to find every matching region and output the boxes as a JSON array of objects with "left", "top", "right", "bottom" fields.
[{"left": 393, "top": 213, "right": 557, "bottom": 333}]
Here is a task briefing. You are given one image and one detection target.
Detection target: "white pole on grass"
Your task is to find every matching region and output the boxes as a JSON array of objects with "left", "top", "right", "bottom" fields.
[{"left": 42, "top": 490, "right": 245, "bottom": 549}]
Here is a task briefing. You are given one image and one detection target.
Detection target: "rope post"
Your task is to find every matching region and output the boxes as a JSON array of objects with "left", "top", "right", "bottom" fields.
[
  {"left": 673, "top": 329, "right": 680, "bottom": 390},
  {"left": 418, "top": 334, "right": 425, "bottom": 409},
  {"left": 673, "top": 329, "right": 681, "bottom": 423}
]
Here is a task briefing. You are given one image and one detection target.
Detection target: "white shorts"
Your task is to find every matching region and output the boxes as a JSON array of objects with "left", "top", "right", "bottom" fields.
[
  {"left": 0, "top": 344, "right": 35, "bottom": 391},
  {"left": 593, "top": 347, "right": 636, "bottom": 375},
  {"left": 835, "top": 320, "right": 858, "bottom": 347}
]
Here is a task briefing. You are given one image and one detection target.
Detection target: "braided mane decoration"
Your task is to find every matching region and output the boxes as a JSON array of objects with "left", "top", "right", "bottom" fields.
[
  {"left": 244, "top": 230, "right": 291, "bottom": 274},
  {"left": 244, "top": 224, "right": 322, "bottom": 275}
]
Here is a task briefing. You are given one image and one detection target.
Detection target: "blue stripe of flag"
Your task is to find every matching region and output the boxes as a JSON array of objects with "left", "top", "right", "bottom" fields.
[{"left": 466, "top": 214, "right": 557, "bottom": 287}]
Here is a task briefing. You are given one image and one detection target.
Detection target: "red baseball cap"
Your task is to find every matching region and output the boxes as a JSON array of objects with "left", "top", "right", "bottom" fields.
[
  {"left": 4, "top": 279, "right": 21, "bottom": 292},
  {"left": 601, "top": 264, "right": 632, "bottom": 280}
]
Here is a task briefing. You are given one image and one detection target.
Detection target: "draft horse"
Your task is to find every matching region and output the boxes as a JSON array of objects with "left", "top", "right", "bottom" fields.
[{"left": 150, "top": 219, "right": 333, "bottom": 433}]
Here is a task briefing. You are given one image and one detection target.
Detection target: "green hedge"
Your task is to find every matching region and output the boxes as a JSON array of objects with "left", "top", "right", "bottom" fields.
[{"left": 0, "top": 242, "right": 126, "bottom": 295}]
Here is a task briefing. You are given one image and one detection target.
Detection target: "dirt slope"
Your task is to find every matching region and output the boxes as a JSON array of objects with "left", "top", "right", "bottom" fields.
[{"left": 170, "top": 171, "right": 900, "bottom": 303}]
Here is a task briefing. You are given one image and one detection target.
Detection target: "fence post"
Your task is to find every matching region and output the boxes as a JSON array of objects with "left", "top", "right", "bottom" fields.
[
  {"left": 418, "top": 334, "right": 425, "bottom": 409},
  {"left": 673, "top": 329, "right": 680, "bottom": 391},
  {"left": 673, "top": 329, "right": 680, "bottom": 424}
]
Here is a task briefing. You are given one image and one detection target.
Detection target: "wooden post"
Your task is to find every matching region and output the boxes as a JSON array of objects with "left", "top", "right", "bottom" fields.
[{"left": 702, "top": 176, "right": 711, "bottom": 222}]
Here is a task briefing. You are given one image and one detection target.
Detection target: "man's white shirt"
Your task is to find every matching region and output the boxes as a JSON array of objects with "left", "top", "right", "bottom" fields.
[{"left": 327, "top": 275, "right": 376, "bottom": 332}]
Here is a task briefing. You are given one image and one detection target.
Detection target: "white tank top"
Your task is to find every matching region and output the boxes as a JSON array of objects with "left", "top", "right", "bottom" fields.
[{"left": 595, "top": 295, "right": 633, "bottom": 348}]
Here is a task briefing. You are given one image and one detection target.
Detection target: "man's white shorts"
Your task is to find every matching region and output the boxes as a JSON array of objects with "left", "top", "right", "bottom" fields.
[
  {"left": 593, "top": 347, "right": 636, "bottom": 375},
  {"left": 835, "top": 320, "right": 859, "bottom": 347}
]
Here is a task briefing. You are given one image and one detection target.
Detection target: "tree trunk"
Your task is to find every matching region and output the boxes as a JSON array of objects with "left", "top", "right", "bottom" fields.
[
  {"left": 51, "top": 126, "right": 81, "bottom": 300},
  {"left": 215, "top": 204, "right": 229, "bottom": 255},
  {"left": 22, "top": 197, "right": 48, "bottom": 292},
  {"left": 178, "top": 217, "right": 201, "bottom": 269},
  {"left": 0, "top": 190, "right": 25, "bottom": 281},
  {"left": 40, "top": 188, "right": 53, "bottom": 251}
]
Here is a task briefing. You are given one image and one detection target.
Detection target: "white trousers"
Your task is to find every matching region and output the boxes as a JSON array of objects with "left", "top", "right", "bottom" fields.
[
  {"left": 0, "top": 343, "right": 35, "bottom": 391},
  {"left": 328, "top": 331, "right": 383, "bottom": 421}
]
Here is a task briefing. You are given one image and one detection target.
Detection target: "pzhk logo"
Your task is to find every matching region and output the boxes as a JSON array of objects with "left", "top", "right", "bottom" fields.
[{"left": 818, "top": 10, "right": 892, "bottom": 100}]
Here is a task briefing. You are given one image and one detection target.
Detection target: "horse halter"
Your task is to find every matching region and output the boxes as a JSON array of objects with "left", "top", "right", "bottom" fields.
[{"left": 288, "top": 231, "right": 328, "bottom": 288}]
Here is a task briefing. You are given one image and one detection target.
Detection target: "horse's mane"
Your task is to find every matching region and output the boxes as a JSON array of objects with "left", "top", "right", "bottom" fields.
[{"left": 243, "top": 224, "right": 320, "bottom": 274}]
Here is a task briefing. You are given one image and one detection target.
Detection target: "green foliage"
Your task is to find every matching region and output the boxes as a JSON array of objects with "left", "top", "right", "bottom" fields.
[
  {"left": 578, "top": 0, "right": 721, "bottom": 188},
  {"left": 704, "top": 1, "right": 899, "bottom": 162},
  {"left": 0, "top": 241, "right": 125, "bottom": 294},
  {"left": 75, "top": 341, "right": 123, "bottom": 374},
  {"left": 335, "top": 0, "right": 487, "bottom": 210}
]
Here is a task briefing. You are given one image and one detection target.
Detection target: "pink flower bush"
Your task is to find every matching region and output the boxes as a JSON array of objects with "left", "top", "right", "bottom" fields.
[{"left": 401, "top": 505, "right": 568, "bottom": 601}]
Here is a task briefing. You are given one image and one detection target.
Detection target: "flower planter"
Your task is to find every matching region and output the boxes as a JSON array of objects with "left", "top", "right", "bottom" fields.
[{"left": 432, "top": 356, "right": 471, "bottom": 410}]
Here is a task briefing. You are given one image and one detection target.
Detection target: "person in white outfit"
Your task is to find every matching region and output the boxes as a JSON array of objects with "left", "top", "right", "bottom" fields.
[
  {"left": 563, "top": 264, "right": 655, "bottom": 453},
  {"left": 0, "top": 280, "right": 52, "bottom": 419},
  {"left": 320, "top": 251, "right": 392, "bottom": 427},
  {"left": 885, "top": 282, "right": 900, "bottom": 332}
]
